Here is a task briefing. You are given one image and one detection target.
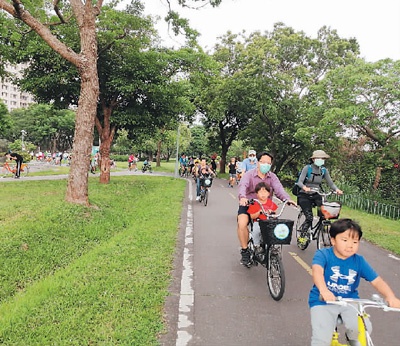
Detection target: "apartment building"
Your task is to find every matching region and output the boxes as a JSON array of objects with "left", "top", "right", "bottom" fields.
[{"left": 0, "top": 63, "right": 35, "bottom": 111}]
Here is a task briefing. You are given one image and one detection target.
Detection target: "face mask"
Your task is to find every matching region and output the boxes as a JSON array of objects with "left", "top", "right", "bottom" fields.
[
  {"left": 314, "top": 159, "right": 325, "bottom": 167},
  {"left": 259, "top": 163, "right": 271, "bottom": 174},
  {"left": 249, "top": 156, "right": 256, "bottom": 162}
]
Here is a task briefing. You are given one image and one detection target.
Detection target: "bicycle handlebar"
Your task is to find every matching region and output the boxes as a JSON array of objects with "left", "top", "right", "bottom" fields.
[
  {"left": 249, "top": 199, "right": 292, "bottom": 219},
  {"left": 326, "top": 295, "right": 400, "bottom": 313},
  {"left": 306, "top": 187, "right": 337, "bottom": 197}
]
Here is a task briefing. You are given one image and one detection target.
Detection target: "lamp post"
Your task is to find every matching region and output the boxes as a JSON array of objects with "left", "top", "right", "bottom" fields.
[
  {"left": 174, "top": 124, "right": 180, "bottom": 178},
  {"left": 21, "top": 130, "right": 27, "bottom": 151}
]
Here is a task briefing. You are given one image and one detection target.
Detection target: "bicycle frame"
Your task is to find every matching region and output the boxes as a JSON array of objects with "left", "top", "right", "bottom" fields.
[{"left": 327, "top": 295, "right": 400, "bottom": 346}]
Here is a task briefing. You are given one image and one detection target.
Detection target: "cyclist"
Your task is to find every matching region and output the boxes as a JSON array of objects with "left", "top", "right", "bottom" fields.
[
  {"left": 237, "top": 151, "right": 296, "bottom": 266},
  {"left": 296, "top": 150, "right": 343, "bottom": 238},
  {"left": 5, "top": 152, "right": 23, "bottom": 179},
  {"left": 309, "top": 218, "right": 400, "bottom": 346},
  {"left": 179, "top": 153, "right": 188, "bottom": 176},
  {"left": 241, "top": 149, "right": 257, "bottom": 174},
  {"left": 195, "top": 158, "right": 214, "bottom": 201},
  {"left": 128, "top": 153, "right": 137, "bottom": 171}
]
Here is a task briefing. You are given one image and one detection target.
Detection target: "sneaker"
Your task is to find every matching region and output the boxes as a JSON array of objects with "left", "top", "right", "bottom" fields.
[
  {"left": 240, "top": 248, "right": 251, "bottom": 266},
  {"left": 196, "top": 196, "right": 200, "bottom": 201}
]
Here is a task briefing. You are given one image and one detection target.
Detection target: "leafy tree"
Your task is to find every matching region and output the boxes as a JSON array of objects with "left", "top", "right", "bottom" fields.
[
  {"left": 312, "top": 58, "right": 400, "bottom": 191},
  {"left": 194, "top": 33, "right": 255, "bottom": 173},
  {"left": 0, "top": 100, "right": 10, "bottom": 136},
  {"left": 194, "top": 25, "right": 359, "bottom": 174},
  {"left": 6, "top": 104, "right": 75, "bottom": 152},
  {"left": 0, "top": 0, "right": 221, "bottom": 203},
  {"left": 0, "top": 0, "right": 102, "bottom": 205},
  {"left": 238, "top": 24, "right": 359, "bottom": 173},
  {"left": 187, "top": 124, "right": 208, "bottom": 158}
]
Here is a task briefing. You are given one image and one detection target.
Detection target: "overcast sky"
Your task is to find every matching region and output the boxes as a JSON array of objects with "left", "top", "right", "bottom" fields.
[{"left": 143, "top": 0, "right": 400, "bottom": 62}]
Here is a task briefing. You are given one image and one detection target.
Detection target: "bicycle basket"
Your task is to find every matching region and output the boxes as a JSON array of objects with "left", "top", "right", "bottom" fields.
[
  {"left": 318, "top": 201, "right": 341, "bottom": 220},
  {"left": 259, "top": 219, "right": 294, "bottom": 245}
]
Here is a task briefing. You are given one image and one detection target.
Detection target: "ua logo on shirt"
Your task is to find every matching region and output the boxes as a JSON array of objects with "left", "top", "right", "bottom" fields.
[{"left": 330, "top": 266, "right": 357, "bottom": 285}]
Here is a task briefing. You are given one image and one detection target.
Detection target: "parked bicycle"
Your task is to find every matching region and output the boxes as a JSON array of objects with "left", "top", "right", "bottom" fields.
[
  {"left": 198, "top": 173, "right": 213, "bottom": 206},
  {"left": 296, "top": 189, "right": 341, "bottom": 250},
  {"left": 1, "top": 161, "right": 30, "bottom": 178},
  {"left": 246, "top": 199, "right": 295, "bottom": 301},
  {"left": 327, "top": 295, "right": 400, "bottom": 346}
]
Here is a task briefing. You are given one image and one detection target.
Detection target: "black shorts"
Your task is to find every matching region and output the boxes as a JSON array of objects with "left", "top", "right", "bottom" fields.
[{"left": 237, "top": 205, "right": 249, "bottom": 216}]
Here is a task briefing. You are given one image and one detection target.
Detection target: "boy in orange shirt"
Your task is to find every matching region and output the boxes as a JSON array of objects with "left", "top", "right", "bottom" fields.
[{"left": 247, "top": 182, "right": 278, "bottom": 250}]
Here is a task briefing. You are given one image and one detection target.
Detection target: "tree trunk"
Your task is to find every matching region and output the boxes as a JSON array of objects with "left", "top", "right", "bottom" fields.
[
  {"left": 220, "top": 145, "right": 228, "bottom": 174},
  {"left": 65, "top": 11, "right": 99, "bottom": 205},
  {"left": 156, "top": 140, "right": 161, "bottom": 167},
  {"left": 372, "top": 166, "right": 382, "bottom": 190},
  {"left": 96, "top": 105, "right": 115, "bottom": 184}
]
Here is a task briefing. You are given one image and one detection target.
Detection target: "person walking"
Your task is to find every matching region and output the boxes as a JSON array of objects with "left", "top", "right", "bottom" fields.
[{"left": 227, "top": 157, "right": 237, "bottom": 187}]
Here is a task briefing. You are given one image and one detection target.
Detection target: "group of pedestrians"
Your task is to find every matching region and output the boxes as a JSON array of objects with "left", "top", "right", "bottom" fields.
[{"left": 215, "top": 148, "right": 400, "bottom": 345}]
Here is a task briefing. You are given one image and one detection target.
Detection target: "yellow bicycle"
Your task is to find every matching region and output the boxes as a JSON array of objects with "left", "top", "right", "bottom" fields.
[{"left": 327, "top": 295, "right": 400, "bottom": 346}]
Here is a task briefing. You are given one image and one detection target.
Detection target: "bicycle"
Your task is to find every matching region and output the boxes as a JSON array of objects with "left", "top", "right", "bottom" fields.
[
  {"left": 198, "top": 174, "right": 213, "bottom": 206},
  {"left": 179, "top": 165, "right": 189, "bottom": 177},
  {"left": 141, "top": 162, "right": 152, "bottom": 173},
  {"left": 246, "top": 199, "right": 295, "bottom": 301},
  {"left": 1, "top": 161, "right": 30, "bottom": 178},
  {"left": 296, "top": 189, "right": 341, "bottom": 251},
  {"left": 326, "top": 295, "right": 400, "bottom": 346}
]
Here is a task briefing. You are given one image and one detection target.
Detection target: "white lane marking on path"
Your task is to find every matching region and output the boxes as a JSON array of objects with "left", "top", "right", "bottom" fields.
[
  {"left": 389, "top": 254, "right": 400, "bottom": 261},
  {"left": 289, "top": 252, "right": 313, "bottom": 276},
  {"left": 229, "top": 192, "right": 236, "bottom": 200},
  {"left": 176, "top": 181, "right": 194, "bottom": 346}
]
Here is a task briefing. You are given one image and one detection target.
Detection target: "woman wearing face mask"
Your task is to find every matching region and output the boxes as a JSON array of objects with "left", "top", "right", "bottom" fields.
[{"left": 296, "top": 150, "right": 343, "bottom": 234}]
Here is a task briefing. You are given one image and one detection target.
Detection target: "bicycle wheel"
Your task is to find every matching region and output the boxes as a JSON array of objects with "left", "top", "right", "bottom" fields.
[
  {"left": 296, "top": 211, "right": 310, "bottom": 250},
  {"left": 317, "top": 222, "right": 332, "bottom": 249},
  {"left": 266, "top": 246, "right": 285, "bottom": 301},
  {"left": 1, "top": 166, "right": 11, "bottom": 178},
  {"left": 21, "top": 165, "right": 29, "bottom": 177},
  {"left": 203, "top": 189, "right": 208, "bottom": 206}
]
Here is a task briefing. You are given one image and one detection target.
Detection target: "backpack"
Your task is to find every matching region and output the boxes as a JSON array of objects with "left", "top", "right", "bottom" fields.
[{"left": 291, "top": 164, "right": 326, "bottom": 196}]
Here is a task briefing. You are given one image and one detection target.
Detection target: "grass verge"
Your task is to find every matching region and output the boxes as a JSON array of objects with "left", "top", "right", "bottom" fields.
[{"left": 0, "top": 176, "right": 186, "bottom": 345}]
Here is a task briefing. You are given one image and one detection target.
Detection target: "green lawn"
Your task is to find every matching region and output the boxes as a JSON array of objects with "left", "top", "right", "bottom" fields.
[{"left": 0, "top": 175, "right": 186, "bottom": 345}]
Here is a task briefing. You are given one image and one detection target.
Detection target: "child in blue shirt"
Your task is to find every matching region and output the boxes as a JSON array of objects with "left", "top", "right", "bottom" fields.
[{"left": 309, "top": 218, "right": 400, "bottom": 346}]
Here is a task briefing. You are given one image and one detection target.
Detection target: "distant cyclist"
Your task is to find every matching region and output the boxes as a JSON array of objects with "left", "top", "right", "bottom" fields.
[
  {"left": 195, "top": 158, "right": 214, "bottom": 201},
  {"left": 179, "top": 153, "right": 188, "bottom": 176},
  {"left": 295, "top": 150, "right": 343, "bottom": 235}
]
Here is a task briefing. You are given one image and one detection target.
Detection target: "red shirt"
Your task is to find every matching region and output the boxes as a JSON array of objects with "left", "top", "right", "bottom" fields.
[{"left": 247, "top": 200, "right": 278, "bottom": 220}]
